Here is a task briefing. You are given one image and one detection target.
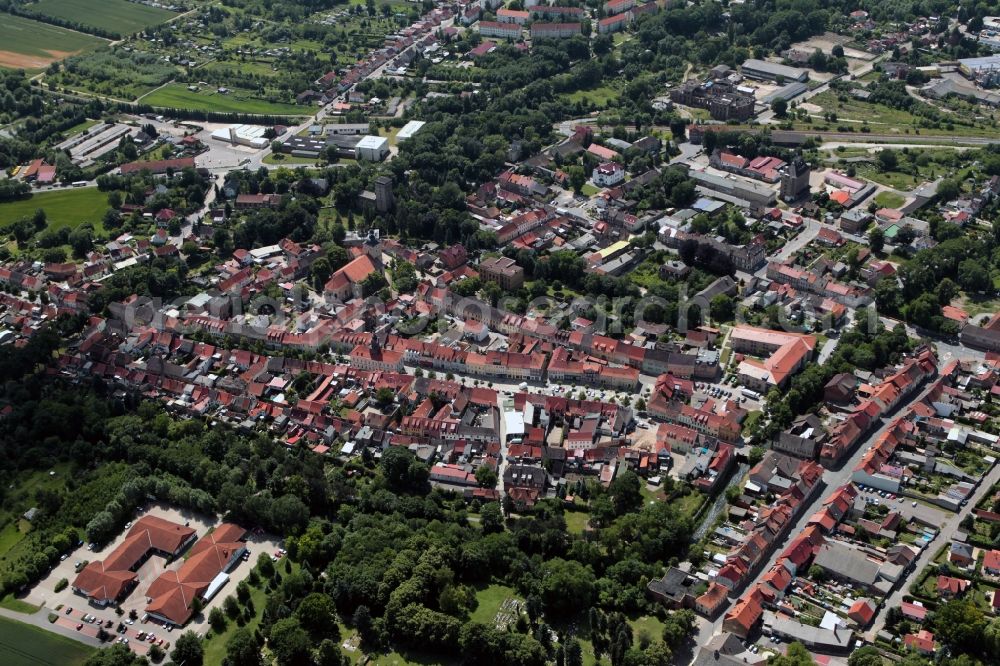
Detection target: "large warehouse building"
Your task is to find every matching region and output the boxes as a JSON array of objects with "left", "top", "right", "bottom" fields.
[
  {"left": 356, "top": 135, "right": 390, "bottom": 161},
  {"left": 741, "top": 59, "right": 809, "bottom": 83}
]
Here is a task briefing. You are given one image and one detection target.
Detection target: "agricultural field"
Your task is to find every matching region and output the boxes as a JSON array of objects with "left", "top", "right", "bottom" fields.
[
  {"left": 0, "top": 15, "right": 106, "bottom": 71},
  {"left": 0, "top": 615, "right": 94, "bottom": 666},
  {"left": 29, "top": 0, "right": 178, "bottom": 36},
  {"left": 139, "top": 83, "right": 310, "bottom": 115},
  {"left": 0, "top": 188, "right": 110, "bottom": 233}
]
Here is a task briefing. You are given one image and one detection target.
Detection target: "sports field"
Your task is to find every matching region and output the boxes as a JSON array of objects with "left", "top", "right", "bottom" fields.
[
  {"left": 140, "top": 83, "right": 309, "bottom": 115},
  {"left": 0, "top": 15, "right": 106, "bottom": 70},
  {"left": 29, "top": 0, "right": 177, "bottom": 35},
  {"left": 0, "top": 615, "right": 93, "bottom": 666},
  {"left": 0, "top": 188, "right": 110, "bottom": 233}
]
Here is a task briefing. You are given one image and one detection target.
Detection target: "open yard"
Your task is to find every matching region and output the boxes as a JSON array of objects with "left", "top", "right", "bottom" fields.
[
  {"left": 29, "top": 0, "right": 177, "bottom": 35},
  {"left": 0, "top": 615, "right": 93, "bottom": 666},
  {"left": 874, "top": 191, "right": 906, "bottom": 209},
  {"left": 0, "top": 188, "right": 109, "bottom": 233},
  {"left": 0, "top": 15, "right": 106, "bottom": 71},
  {"left": 564, "top": 85, "right": 619, "bottom": 107},
  {"left": 139, "top": 83, "right": 309, "bottom": 116}
]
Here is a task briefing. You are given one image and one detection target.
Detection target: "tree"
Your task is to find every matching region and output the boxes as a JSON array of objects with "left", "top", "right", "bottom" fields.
[
  {"left": 257, "top": 552, "right": 275, "bottom": 578},
  {"left": 209, "top": 606, "right": 227, "bottom": 632},
  {"left": 710, "top": 294, "right": 735, "bottom": 323},
  {"left": 933, "top": 599, "right": 985, "bottom": 652},
  {"left": 767, "top": 642, "right": 816, "bottom": 666},
  {"left": 936, "top": 177, "right": 960, "bottom": 202},
  {"left": 170, "top": 630, "right": 204, "bottom": 666},
  {"left": 771, "top": 98, "right": 788, "bottom": 118},
  {"left": 608, "top": 470, "right": 642, "bottom": 515},
  {"left": 295, "top": 593, "right": 337, "bottom": 639},
  {"left": 225, "top": 627, "right": 261, "bottom": 666},
  {"left": 539, "top": 559, "right": 595, "bottom": 617},
  {"left": 480, "top": 501, "right": 504, "bottom": 534},
  {"left": 868, "top": 227, "right": 884, "bottom": 254},
  {"left": 877, "top": 149, "right": 898, "bottom": 172},
  {"left": 380, "top": 446, "right": 429, "bottom": 492},
  {"left": 269, "top": 617, "right": 312, "bottom": 666},
  {"left": 958, "top": 259, "right": 990, "bottom": 293},
  {"left": 475, "top": 464, "right": 498, "bottom": 489},
  {"left": 848, "top": 646, "right": 884, "bottom": 666},
  {"left": 565, "top": 639, "right": 583, "bottom": 666},
  {"left": 567, "top": 166, "right": 586, "bottom": 193}
]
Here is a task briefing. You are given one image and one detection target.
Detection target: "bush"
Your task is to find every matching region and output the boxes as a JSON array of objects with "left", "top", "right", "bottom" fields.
[
  {"left": 54, "top": 578, "right": 68, "bottom": 593},
  {"left": 47, "top": 613, "right": 58, "bottom": 623}
]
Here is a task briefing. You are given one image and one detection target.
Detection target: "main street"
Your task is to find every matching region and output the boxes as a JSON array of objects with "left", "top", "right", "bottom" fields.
[{"left": 690, "top": 374, "right": 948, "bottom": 653}]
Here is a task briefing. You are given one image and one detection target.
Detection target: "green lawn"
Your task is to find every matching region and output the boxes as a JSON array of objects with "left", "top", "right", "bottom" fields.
[
  {"left": 139, "top": 83, "right": 309, "bottom": 116},
  {"left": 564, "top": 509, "right": 591, "bottom": 534},
  {"left": 803, "top": 90, "right": 1000, "bottom": 138},
  {"left": 30, "top": 0, "right": 177, "bottom": 35},
  {"left": 581, "top": 183, "right": 601, "bottom": 196},
  {"left": 262, "top": 153, "right": 319, "bottom": 166},
  {"left": 0, "top": 615, "right": 94, "bottom": 666},
  {"left": 0, "top": 15, "right": 106, "bottom": 71},
  {"left": 0, "top": 189, "right": 109, "bottom": 233},
  {"left": 202, "top": 561, "right": 301, "bottom": 665},
  {"left": 874, "top": 191, "right": 906, "bottom": 209},
  {"left": 0, "top": 597, "right": 41, "bottom": 614},
  {"left": 855, "top": 165, "right": 924, "bottom": 190},
  {"left": 564, "top": 85, "right": 619, "bottom": 107},
  {"left": 469, "top": 584, "right": 520, "bottom": 626},
  {"left": 629, "top": 614, "right": 665, "bottom": 644}
]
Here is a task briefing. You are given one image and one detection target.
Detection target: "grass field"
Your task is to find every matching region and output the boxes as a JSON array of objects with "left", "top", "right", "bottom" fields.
[
  {"left": 0, "top": 189, "right": 109, "bottom": 233},
  {"left": 805, "top": 90, "right": 1000, "bottom": 138},
  {"left": 469, "top": 584, "right": 519, "bottom": 626},
  {"left": 139, "top": 83, "right": 309, "bottom": 115},
  {"left": 0, "top": 15, "right": 106, "bottom": 71},
  {"left": 564, "top": 85, "right": 619, "bottom": 107},
  {"left": 30, "top": 0, "right": 177, "bottom": 35},
  {"left": 0, "top": 615, "right": 93, "bottom": 666},
  {"left": 874, "top": 191, "right": 906, "bottom": 208}
]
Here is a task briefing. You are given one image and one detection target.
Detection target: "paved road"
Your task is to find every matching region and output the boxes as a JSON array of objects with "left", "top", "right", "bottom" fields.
[
  {"left": 0, "top": 606, "right": 103, "bottom": 649},
  {"left": 865, "top": 460, "right": 1000, "bottom": 640},
  {"left": 690, "top": 376, "right": 943, "bottom": 652},
  {"left": 817, "top": 336, "right": 839, "bottom": 365}
]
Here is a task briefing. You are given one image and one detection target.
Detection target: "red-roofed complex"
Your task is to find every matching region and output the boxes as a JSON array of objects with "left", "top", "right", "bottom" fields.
[{"left": 72, "top": 516, "right": 197, "bottom": 606}]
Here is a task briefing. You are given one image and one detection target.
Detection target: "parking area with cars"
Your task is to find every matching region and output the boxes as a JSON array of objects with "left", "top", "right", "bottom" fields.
[
  {"left": 22, "top": 502, "right": 282, "bottom": 655},
  {"left": 855, "top": 485, "right": 949, "bottom": 528}
]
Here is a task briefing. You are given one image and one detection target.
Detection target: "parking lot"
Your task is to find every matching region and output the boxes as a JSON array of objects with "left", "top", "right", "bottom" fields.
[
  {"left": 855, "top": 486, "right": 949, "bottom": 527},
  {"left": 23, "top": 502, "right": 281, "bottom": 655}
]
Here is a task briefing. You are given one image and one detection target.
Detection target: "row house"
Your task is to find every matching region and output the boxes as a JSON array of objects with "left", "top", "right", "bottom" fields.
[
  {"left": 597, "top": 13, "right": 629, "bottom": 33},
  {"left": 530, "top": 22, "right": 582, "bottom": 39},
  {"left": 477, "top": 20, "right": 521, "bottom": 40},
  {"left": 465, "top": 350, "right": 547, "bottom": 382}
]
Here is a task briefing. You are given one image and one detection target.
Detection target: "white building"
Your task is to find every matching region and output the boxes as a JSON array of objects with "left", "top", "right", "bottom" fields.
[
  {"left": 210, "top": 124, "right": 270, "bottom": 149},
  {"left": 592, "top": 162, "right": 625, "bottom": 187},
  {"left": 397, "top": 120, "right": 426, "bottom": 142},
  {"left": 355, "top": 135, "right": 390, "bottom": 162}
]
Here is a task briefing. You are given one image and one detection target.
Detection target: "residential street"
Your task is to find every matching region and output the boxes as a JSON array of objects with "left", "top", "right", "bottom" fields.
[
  {"left": 690, "top": 375, "right": 945, "bottom": 653},
  {"left": 864, "top": 460, "right": 1000, "bottom": 641}
]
